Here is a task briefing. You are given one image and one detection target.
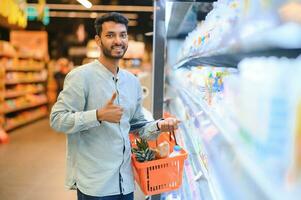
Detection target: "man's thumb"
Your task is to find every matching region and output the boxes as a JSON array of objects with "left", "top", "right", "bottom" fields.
[{"left": 108, "top": 92, "right": 117, "bottom": 104}]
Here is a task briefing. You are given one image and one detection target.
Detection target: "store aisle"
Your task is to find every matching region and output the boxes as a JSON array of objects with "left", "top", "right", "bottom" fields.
[
  {"left": 0, "top": 118, "right": 145, "bottom": 200},
  {"left": 0, "top": 118, "right": 76, "bottom": 200}
]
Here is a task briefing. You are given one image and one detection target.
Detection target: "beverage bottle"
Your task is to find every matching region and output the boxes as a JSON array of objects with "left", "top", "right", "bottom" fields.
[
  {"left": 165, "top": 190, "right": 180, "bottom": 200},
  {"left": 165, "top": 145, "right": 183, "bottom": 200},
  {"left": 169, "top": 145, "right": 182, "bottom": 157}
]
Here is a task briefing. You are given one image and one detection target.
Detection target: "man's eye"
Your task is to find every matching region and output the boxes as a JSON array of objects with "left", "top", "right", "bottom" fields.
[
  {"left": 121, "top": 34, "right": 127, "bottom": 39},
  {"left": 106, "top": 34, "right": 113, "bottom": 38}
]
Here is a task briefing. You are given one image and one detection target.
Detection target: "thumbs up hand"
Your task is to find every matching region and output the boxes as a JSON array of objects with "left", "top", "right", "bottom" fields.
[
  {"left": 108, "top": 92, "right": 117, "bottom": 105},
  {"left": 97, "top": 92, "right": 124, "bottom": 123}
]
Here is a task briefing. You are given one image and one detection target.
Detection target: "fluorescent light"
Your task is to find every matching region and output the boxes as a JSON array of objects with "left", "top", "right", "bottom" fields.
[
  {"left": 28, "top": 3, "right": 153, "bottom": 12},
  {"left": 77, "top": 0, "right": 92, "bottom": 9},
  {"left": 49, "top": 11, "right": 138, "bottom": 20}
]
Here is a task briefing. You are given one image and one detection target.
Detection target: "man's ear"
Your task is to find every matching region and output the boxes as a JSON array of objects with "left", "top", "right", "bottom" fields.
[{"left": 95, "top": 35, "right": 101, "bottom": 47}]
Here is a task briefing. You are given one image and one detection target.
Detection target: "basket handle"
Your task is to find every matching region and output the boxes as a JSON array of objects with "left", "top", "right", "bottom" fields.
[
  {"left": 156, "top": 130, "right": 178, "bottom": 147},
  {"left": 170, "top": 130, "right": 178, "bottom": 145}
]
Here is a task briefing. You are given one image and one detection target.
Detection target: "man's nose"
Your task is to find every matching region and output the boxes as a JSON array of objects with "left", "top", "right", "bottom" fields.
[{"left": 113, "top": 36, "right": 123, "bottom": 45}]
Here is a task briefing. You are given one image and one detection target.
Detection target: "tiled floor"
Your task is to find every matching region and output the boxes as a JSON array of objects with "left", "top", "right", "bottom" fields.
[{"left": 0, "top": 118, "right": 145, "bottom": 200}]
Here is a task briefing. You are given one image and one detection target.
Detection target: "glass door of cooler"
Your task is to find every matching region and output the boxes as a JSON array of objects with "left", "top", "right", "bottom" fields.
[{"left": 159, "top": 0, "right": 301, "bottom": 200}]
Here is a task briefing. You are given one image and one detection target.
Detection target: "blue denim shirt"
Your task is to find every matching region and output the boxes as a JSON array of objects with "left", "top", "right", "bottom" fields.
[{"left": 50, "top": 60, "right": 161, "bottom": 197}]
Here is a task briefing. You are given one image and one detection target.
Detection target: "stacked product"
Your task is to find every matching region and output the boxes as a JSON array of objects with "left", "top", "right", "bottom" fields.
[
  {"left": 0, "top": 40, "right": 49, "bottom": 132},
  {"left": 179, "top": 0, "right": 301, "bottom": 60},
  {"left": 225, "top": 57, "right": 301, "bottom": 191}
]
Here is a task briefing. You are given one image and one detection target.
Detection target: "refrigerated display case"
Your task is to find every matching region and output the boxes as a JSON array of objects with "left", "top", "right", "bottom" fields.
[{"left": 160, "top": 0, "right": 301, "bottom": 199}]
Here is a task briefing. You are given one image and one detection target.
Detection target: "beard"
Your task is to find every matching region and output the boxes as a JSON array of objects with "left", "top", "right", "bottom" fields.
[{"left": 100, "top": 41, "right": 128, "bottom": 59}]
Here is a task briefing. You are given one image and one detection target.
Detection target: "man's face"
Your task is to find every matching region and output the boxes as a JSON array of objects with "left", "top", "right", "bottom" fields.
[{"left": 96, "top": 21, "right": 128, "bottom": 59}]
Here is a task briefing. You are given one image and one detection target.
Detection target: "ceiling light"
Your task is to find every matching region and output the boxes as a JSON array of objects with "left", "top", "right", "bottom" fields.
[
  {"left": 145, "top": 32, "right": 153, "bottom": 36},
  {"left": 28, "top": 3, "right": 152, "bottom": 12},
  {"left": 77, "top": 0, "right": 92, "bottom": 9}
]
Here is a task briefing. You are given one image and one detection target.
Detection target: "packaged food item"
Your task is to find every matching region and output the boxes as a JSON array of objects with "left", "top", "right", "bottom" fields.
[{"left": 155, "top": 141, "right": 170, "bottom": 159}]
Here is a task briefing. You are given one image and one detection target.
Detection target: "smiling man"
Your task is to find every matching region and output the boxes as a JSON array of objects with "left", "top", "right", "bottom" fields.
[{"left": 50, "top": 12, "right": 180, "bottom": 200}]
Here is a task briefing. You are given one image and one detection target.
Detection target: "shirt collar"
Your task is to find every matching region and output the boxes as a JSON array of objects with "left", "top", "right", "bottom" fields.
[{"left": 94, "top": 59, "right": 120, "bottom": 80}]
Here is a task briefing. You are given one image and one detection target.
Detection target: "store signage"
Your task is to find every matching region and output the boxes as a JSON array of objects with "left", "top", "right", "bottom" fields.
[{"left": 26, "top": 6, "right": 49, "bottom": 25}]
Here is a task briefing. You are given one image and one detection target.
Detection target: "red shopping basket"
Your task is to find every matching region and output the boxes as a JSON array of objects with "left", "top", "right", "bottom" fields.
[{"left": 130, "top": 132, "right": 188, "bottom": 195}]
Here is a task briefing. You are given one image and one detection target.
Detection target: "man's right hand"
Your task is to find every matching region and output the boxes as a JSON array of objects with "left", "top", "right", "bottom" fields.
[{"left": 97, "top": 92, "right": 123, "bottom": 123}]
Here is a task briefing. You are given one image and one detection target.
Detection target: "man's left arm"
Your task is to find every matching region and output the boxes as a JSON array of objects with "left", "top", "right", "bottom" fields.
[{"left": 129, "top": 82, "right": 179, "bottom": 140}]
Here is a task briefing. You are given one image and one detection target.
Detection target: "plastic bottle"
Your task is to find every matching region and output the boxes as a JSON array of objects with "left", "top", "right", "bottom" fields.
[
  {"left": 165, "top": 190, "right": 180, "bottom": 200},
  {"left": 169, "top": 145, "right": 182, "bottom": 157}
]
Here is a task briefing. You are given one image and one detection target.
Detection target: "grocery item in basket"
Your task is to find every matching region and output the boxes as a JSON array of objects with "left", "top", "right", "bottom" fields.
[
  {"left": 154, "top": 141, "right": 170, "bottom": 159},
  {"left": 131, "top": 138, "right": 156, "bottom": 162},
  {"left": 169, "top": 145, "right": 182, "bottom": 157}
]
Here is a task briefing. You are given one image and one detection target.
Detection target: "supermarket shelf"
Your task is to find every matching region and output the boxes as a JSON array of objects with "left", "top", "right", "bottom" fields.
[
  {"left": 174, "top": 48, "right": 301, "bottom": 69},
  {"left": 169, "top": 100, "right": 207, "bottom": 176},
  {"left": 5, "top": 67, "right": 44, "bottom": 72},
  {"left": 17, "top": 55, "right": 45, "bottom": 61},
  {"left": 167, "top": 92, "right": 218, "bottom": 200},
  {"left": 5, "top": 89, "right": 45, "bottom": 99},
  {"left": 177, "top": 86, "right": 282, "bottom": 200},
  {"left": 178, "top": 125, "right": 218, "bottom": 200},
  {"left": 181, "top": 168, "right": 195, "bottom": 200},
  {"left": 0, "top": 53, "right": 15, "bottom": 58},
  {"left": 171, "top": 91, "right": 232, "bottom": 200},
  {"left": 4, "top": 100, "right": 48, "bottom": 114},
  {"left": 180, "top": 123, "right": 218, "bottom": 200},
  {"left": 5, "top": 79, "right": 47, "bottom": 85},
  {"left": 4, "top": 112, "right": 47, "bottom": 131}
]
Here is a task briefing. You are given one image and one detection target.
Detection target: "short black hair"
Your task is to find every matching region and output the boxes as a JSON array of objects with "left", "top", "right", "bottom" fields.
[{"left": 94, "top": 12, "right": 129, "bottom": 36}]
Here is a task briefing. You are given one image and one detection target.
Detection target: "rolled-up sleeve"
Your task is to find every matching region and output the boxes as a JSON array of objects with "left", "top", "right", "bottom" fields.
[{"left": 50, "top": 70, "right": 100, "bottom": 134}]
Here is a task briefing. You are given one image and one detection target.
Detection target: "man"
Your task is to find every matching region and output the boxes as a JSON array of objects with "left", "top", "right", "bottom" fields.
[{"left": 50, "top": 12, "right": 180, "bottom": 200}]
